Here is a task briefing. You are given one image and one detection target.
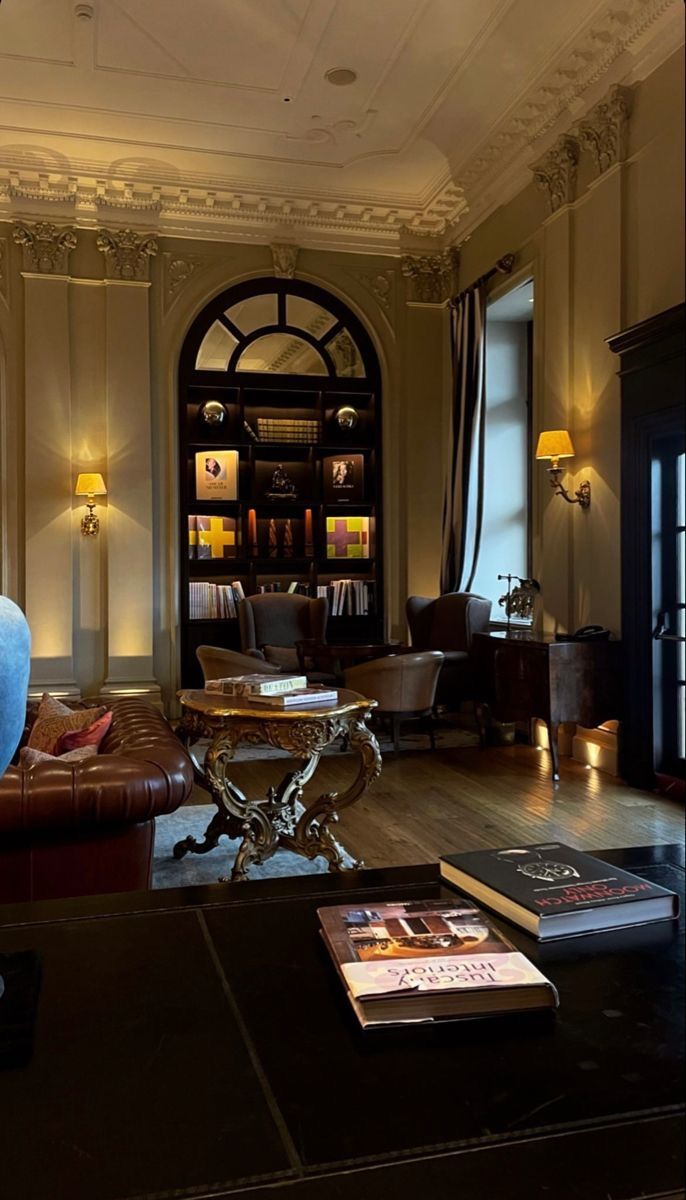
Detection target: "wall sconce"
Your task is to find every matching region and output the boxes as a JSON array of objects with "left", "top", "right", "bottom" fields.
[
  {"left": 535, "top": 430, "right": 590, "bottom": 509},
  {"left": 75, "top": 473, "right": 107, "bottom": 535}
]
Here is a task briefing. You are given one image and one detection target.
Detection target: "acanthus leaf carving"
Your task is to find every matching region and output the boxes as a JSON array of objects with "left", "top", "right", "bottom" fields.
[
  {"left": 351, "top": 269, "right": 396, "bottom": 316},
  {"left": 531, "top": 134, "right": 580, "bottom": 213},
  {"left": 577, "top": 84, "right": 633, "bottom": 174},
  {"left": 401, "top": 248, "right": 459, "bottom": 304},
  {"left": 270, "top": 242, "right": 300, "bottom": 279},
  {"left": 12, "top": 220, "right": 77, "bottom": 274},
  {"left": 96, "top": 227, "right": 158, "bottom": 281}
]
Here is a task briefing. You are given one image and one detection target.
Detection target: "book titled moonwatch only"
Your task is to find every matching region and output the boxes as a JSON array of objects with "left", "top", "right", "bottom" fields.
[
  {"left": 318, "top": 900, "right": 558, "bottom": 1028},
  {"left": 440, "top": 844, "right": 679, "bottom": 940}
]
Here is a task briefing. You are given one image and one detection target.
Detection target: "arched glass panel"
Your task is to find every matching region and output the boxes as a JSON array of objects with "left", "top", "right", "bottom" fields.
[
  {"left": 236, "top": 333, "right": 329, "bottom": 375},
  {"left": 327, "top": 328, "right": 365, "bottom": 378},
  {"left": 286, "top": 295, "right": 337, "bottom": 339},
  {"left": 225, "top": 294, "right": 278, "bottom": 335},
  {"left": 195, "top": 320, "right": 238, "bottom": 370}
]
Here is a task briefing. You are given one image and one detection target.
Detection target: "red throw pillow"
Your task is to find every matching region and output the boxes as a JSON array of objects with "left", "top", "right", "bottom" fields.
[{"left": 56, "top": 710, "right": 112, "bottom": 754}]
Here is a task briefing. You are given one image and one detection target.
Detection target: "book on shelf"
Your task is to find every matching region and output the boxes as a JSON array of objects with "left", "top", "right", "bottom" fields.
[
  {"left": 318, "top": 899, "right": 559, "bottom": 1029},
  {"left": 318, "top": 579, "right": 372, "bottom": 616},
  {"left": 206, "top": 674, "right": 307, "bottom": 696},
  {"left": 326, "top": 515, "right": 370, "bottom": 559},
  {"left": 322, "top": 454, "right": 364, "bottom": 503},
  {"left": 249, "top": 686, "right": 338, "bottom": 708},
  {"left": 440, "top": 843, "right": 680, "bottom": 941},
  {"left": 188, "top": 580, "right": 245, "bottom": 620},
  {"left": 195, "top": 450, "right": 239, "bottom": 501},
  {"left": 189, "top": 515, "right": 237, "bottom": 559}
]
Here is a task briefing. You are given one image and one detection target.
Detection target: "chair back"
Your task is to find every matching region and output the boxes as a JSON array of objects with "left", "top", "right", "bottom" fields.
[
  {"left": 0, "top": 596, "right": 31, "bottom": 774},
  {"left": 238, "top": 593, "right": 328, "bottom": 653},
  {"left": 406, "top": 593, "right": 491, "bottom": 652},
  {"left": 344, "top": 650, "right": 444, "bottom": 713}
]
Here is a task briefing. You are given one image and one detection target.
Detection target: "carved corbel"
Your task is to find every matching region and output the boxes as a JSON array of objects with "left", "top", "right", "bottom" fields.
[
  {"left": 12, "top": 221, "right": 77, "bottom": 274},
  {"left": 271, "top": 242, "right": 299, "bottom": 279},
  {"left": 531, "top": 135, "right": 580, "bottom": 213},
  {"left": 400, "top": 247, "right": 460, "bottom": 304},
  {"left": 96, "top": 227, "right": 158, "bottom": 281},
  {"left": 577, "top": 85, "right": 633, "bottom": 175}
]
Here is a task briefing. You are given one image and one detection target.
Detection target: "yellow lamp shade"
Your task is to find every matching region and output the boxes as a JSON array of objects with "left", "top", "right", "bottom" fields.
[
  {"left": 535, "top": 430, "right": 575, "bottom": 461},
  {"left": 75, "top": 472, "right": 107, "bottom": 497}
]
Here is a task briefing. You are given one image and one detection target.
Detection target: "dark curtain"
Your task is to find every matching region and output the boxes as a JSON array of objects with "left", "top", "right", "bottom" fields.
[{"left": 440, "top": 281, "right": 488, "bottom": 595}]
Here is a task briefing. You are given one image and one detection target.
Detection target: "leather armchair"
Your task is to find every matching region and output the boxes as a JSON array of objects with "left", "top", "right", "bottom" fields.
[
  {"left": 238, "top": 593, "right": 329, "bottom": 672},
  {"left": 0, "top": 698, "right": 193, "bottom": 904},
  {"left": 406, "top": 593, "right": 492, "bottom": 708},
  {"left": 344, "top": 650, "right": 444, "bottom": 752},
  {"left": 196, "top": 644, "right": 281, "bottom": 684}
]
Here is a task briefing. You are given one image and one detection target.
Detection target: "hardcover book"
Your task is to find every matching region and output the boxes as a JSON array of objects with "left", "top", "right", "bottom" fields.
[
  {"left": 205, "top": 673, "right": 307, "bottom": 696},
  {"left": 440, "top": 843, "right": 680, "bottom": 940},
  {"left": 323, "top": 454, "right": 364, "bottom": 503},
  {"left": 249, "top": 686, "right": 338, "bottom": 707},
  {"left": 195, "top": 450, "right": 239, "bottom": 501},
  {"left": 318, "top": 899, "right": 558, "bottom": 1028},
  {"left": 326, "top": 515, "right": 370, "bottom": 559}
]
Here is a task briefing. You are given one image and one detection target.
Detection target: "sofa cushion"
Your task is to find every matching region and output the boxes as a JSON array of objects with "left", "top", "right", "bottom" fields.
[
  {"left": 20, "top": 745, "right": 99, "bottom": 768},
  {"left": 27, "top": 694, "right": 107, "bottom": 755},
  {"left": 56, "top": 710, "right": 113, "bottom": 754}
]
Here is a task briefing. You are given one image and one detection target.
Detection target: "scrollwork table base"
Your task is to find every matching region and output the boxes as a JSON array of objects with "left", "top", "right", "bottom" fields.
[{"left": 174, "top": 688, "right": 381, "bottom": 881}]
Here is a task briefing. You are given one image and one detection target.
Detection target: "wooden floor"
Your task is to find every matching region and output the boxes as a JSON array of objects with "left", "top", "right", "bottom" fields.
[{"left": 191, "top": 738, "right": 685, "bottom": 868}]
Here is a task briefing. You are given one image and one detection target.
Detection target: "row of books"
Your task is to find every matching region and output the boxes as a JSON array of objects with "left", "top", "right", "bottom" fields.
[
  {"left": 257, "top": 581, "right": 310, "bottom": 595},
  {"left": 188, "top": 580, "right": 245, "bottom": 619},
  {"left": 320, "top": 842, "right": 679, "bottom": 1029},
  {"left": 317, "top": 579, "right": 373, "bottom": 616},
  {"left": 256, "top": 417, "right": 321, "bottom": 443}
]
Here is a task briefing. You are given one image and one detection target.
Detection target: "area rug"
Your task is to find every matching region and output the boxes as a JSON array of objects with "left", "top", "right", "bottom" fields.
[{"left": 153, "top": 804, "right": 356, "bottom": 889}]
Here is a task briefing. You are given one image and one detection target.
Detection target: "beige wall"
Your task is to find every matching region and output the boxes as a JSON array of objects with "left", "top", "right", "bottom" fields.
[{"left": 458, "top": 49, "right": 685, "bottom": 635}]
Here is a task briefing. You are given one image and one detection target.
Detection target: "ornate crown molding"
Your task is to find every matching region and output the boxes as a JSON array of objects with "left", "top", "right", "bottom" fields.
[
  {"left": 401, "top": 248, "right": 459, "bottom": 305},
  {"left": 12, "top": 220, "right": 77, "bottom": 274},
  {"left": 577, "top": 84, "right": 633, "bottom": 175},
  {"left": 270, "top": 243, "right": 300, "bottom": 279},
  {"left": 531, "top": 135, "right": 581, "bottom": 213},
  {"left": 96, "top": 227, "right": 158, "bottom": 281}
]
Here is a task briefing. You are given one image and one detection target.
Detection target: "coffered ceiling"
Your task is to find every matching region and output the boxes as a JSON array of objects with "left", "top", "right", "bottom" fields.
[{"left": 0, "top": 0, "right": 682, "bottom": 251}]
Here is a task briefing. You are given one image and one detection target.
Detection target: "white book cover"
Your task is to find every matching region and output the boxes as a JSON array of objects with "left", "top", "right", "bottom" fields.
[{"left": 195, "top": 450, "right": 239, "bottom": 501}]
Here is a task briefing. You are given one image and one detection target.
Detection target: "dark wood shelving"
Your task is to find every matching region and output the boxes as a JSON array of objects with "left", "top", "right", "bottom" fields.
[{"left": 179, "top": 277, "right": 383, "bottom": 687}]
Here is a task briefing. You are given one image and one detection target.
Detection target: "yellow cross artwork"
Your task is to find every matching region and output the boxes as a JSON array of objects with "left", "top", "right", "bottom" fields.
[{"left": 197, "top": 516, "right": 236, "bottom": 558}]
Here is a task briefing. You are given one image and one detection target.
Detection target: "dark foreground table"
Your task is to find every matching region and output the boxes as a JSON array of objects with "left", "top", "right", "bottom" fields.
[{"left": 0, "top": 845, "right": 683, "bottom": 1200}]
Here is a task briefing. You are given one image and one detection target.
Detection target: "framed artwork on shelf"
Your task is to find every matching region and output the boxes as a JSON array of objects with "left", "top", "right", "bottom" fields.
[
  {"left": 322, "top": 454, "right": 364, "bottom": 503},
  {"left": 189, "top": 515, "right": 237, "bottom": 558},
  {"left": 326, "top": 515, "right": 370, "bottom": 559},
  {"left": 195, "top": 450, "right": 239, "bottom": 501}
]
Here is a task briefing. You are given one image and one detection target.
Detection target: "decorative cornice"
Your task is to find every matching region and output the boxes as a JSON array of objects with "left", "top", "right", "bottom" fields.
[
  {"left": 96, "top": 227, "right": 158, "bottom": 281},
  {"left": 577, "top": 84, "right": 633, "bottom": 175},
  {"left": 401, "top": 248, "right": 459, "bottom": 304},
  {"left": 531, "top": 135, "right": 580, "bottom": 213},
  {"left": 12, "top": 220, "right": 77, "bottom": 274},
  {"left": 270, "top": 243, "right": 299, "bottom": 279}
]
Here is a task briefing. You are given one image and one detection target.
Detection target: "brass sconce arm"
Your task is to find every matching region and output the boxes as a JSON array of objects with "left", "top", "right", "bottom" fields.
[{"left": 547, "top": 467, "right": 591, "bottom": 508}]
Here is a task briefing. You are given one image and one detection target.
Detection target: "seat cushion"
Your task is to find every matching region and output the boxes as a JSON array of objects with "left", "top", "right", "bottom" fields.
[{"left": 263, "top": 645, "right": 301, "bottom": 672}]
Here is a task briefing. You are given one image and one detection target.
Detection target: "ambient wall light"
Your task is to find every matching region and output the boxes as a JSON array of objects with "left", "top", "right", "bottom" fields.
[
  {"left": 535, "top": 431, "right": 591, "bottom": 509},
  {"left": 75, "top": 473, "right": 107, "bottom": 535}
]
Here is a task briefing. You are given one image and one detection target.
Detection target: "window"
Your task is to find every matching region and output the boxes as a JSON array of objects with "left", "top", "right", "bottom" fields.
[{"left": 470, "top": 280, "right": 533, "bottom": 616}]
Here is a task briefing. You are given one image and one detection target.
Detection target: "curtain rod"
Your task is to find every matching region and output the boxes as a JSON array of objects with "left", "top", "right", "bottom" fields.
[{"left": 453, "top": 252, "right": 515, "bottom": 303}]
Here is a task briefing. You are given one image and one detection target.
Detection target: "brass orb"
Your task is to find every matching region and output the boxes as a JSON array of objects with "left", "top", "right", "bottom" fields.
[
  {"left": 200, "top": 400, "right": 226, "bottom": 426},
  {"left": 334, "top": 405, "right": 358, "bottom": 431}
]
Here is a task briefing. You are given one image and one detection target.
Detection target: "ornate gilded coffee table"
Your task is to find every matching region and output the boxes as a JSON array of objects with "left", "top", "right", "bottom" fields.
[{"left": 174, "top": 688, "right": 381, "bottom": 881}]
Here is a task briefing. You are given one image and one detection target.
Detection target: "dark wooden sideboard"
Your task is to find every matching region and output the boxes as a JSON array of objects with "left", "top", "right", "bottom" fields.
[{"left": 473, "top": 632, "right": 621, "bottom": 779}]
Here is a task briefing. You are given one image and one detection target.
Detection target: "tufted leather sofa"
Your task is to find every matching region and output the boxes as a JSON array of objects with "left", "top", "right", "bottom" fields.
[{"left": 0, "top": 698, "right": 193, "bottom": 904}]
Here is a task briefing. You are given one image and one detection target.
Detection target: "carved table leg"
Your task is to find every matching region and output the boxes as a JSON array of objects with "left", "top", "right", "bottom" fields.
[{"left": 287, "top": 716, "right": 382, "bottom": 872}]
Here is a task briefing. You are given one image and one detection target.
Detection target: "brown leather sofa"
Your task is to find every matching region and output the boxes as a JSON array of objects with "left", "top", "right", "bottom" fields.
[{"left": 0, "top": 698, "right": 193, "bottom": 904}]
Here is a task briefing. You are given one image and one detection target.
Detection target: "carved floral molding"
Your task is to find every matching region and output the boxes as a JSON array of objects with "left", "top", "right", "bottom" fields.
[
  {"left": 531, "top": 135, "right": 581, "bottom": 213},
  {"left": 12, "top": 221, "right": 77, "bottom": 274},
  {"left": 270, "top": 243, "right": 299, "bottom": 279},
  {"left": 96, "top": 227, "right": 158, "bottom": 281},
  {"left": 577, "top": 85, "right": 633, "bottom": 175},
  {"left": 401, "top": 248, "right": 460, "bottom": 304}
]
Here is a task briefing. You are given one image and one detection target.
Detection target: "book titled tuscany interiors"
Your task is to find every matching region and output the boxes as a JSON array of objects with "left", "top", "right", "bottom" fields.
[{"left": 318, "top": 899, "right": 558, "bottom": 1028}]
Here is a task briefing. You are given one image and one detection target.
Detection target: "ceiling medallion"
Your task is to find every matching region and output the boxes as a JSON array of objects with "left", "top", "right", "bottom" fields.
[{"left": 325, "top": 68, "right": 357, "bottom": 87}]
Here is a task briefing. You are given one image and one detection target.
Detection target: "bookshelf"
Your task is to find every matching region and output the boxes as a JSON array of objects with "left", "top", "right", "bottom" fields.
[{"left": 178, "top": 279, "right": 383, "bottom": 687}]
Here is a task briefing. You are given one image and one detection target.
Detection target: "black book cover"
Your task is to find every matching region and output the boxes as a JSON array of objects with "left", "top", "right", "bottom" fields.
[
  {"left": 0, "top": 951, "right": 41, "bottom": 1069},
  {"left": 441, "top": 843, "right": 679, "bottom": 920},
  {"left": 322, "top": 454, "right": 364, "bottom": 503}
]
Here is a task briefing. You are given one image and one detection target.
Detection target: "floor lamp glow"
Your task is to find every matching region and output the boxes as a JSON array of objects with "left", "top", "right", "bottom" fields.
[{"left": 75, "top": 473, "right": 107, "bottom": 535}]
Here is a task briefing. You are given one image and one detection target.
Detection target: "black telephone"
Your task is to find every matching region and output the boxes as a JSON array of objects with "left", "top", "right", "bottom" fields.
[{"left": 564, "top": 625, "right": 611, "bottom": 642}]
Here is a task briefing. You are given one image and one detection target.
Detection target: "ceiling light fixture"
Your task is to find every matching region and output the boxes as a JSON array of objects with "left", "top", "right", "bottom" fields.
[{"left": 325, "top": 68, "right": 357, "bottom": 87}]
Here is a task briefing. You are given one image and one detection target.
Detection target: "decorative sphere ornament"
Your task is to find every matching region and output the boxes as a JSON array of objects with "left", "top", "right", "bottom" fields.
[
  {"left": 334, "top": 405, "right": 358, "bottom": 431},
  {"left": 200, "top": 400, "right": 226, "bottom": 426}
]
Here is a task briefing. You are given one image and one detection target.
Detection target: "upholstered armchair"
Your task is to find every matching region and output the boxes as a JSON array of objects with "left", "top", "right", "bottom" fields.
[
  {"left": 196, "top": 644, "right": 282, "bottom": 685},
  {"left": 344, "top": 650, "right": 444, "bottom": 752},
  {"left": 406, "top": 593, "right": 492, "bottom": 708},
  {"left": 238, "top": 593, "right": 329, "bottom": 673}
]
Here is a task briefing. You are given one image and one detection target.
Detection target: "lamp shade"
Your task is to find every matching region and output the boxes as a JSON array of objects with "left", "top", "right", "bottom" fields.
[
  {"left": 75, "top": 472, "right": 107, "bottom": 496},
  {"left": 535, "top": 430, "right": 575, "bottom": 461}
]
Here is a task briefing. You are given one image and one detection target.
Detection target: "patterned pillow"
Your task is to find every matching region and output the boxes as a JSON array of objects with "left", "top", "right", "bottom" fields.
[
  {"left": 56, "top": 710, "right": 112, "bottom": 754},
  {"left": 19, "top": 745, "right": 98, "bottom": 768},
  {"left": 26, "top": 694, "right": 107, "bottom": 755}
]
